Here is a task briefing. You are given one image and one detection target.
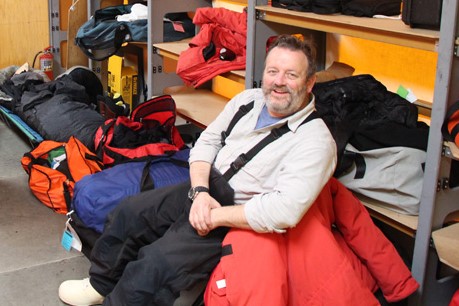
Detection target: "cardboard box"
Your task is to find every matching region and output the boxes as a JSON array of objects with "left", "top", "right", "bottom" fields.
[{"left": 108, "top": 55, "right": 139, "bottom": 111}]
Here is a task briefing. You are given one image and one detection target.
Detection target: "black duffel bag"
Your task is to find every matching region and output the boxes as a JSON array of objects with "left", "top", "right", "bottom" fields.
[
  {"left": 272, "top": 0, "right": 341, "bottom": 14},
  {"left": 341, "top": 0, "right": 402, "bottom": 17},
  {"left": 75, "top": 4, "right": 148, "bottom": 61}
]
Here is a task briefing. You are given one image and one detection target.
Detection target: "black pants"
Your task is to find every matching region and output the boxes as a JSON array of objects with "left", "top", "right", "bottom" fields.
[{"left": 88, "top": 181, "right": 231, "bottom": 306}]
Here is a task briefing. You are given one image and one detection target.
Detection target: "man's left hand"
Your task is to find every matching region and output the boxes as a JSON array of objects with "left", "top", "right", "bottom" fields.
[{"left": 189, "top": 193, "right": 221, "bottom": 236}]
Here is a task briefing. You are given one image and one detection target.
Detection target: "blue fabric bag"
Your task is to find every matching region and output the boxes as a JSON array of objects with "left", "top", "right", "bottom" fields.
[{"left": 72, "top": 148, "right": 190, "bottom": 233}]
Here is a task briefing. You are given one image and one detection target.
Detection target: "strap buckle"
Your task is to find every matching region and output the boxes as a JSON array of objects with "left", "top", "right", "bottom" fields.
[{"left": 230, "top": 153, "right": 248, "bottom": 172}]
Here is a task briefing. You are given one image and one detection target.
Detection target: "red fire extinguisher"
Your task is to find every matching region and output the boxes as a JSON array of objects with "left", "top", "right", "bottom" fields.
[{"left": 39, "top": 46, "right": 54, "bottom": 80}]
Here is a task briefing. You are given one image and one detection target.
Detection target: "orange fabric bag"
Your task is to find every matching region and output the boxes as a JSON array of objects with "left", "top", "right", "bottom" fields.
[
  {"left": 442, "top": 100, "right": 459, "bottom": 147},
  {"left": 21, "top": 136, "right": 103, "bottom": 214}
]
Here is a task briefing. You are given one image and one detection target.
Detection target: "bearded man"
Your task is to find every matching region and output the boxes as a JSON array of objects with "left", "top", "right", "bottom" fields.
[{"left": 59, "top": 34, "right": 336, "bottom": 306}]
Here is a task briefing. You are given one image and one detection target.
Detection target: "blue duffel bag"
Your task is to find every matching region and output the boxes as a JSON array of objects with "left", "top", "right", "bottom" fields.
[{"left": 71, "top": 148, "right": 190, "bottom": 233}]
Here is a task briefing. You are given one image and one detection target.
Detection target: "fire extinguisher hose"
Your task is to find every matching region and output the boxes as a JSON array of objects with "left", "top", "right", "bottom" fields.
[{"left": 32, "top": 50, "right": 44, "bottom": 69}]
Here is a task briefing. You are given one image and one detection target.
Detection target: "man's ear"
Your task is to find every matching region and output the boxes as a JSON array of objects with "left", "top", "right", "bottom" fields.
[{"left": 306, "top": 74, "right": 316, "bottom": 93}]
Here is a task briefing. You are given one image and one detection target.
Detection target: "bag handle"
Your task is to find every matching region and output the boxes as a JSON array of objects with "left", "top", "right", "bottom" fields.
[
  {"left": 94, "top": 119, "right": 117, "bottom": 161},
  {"left": 63, "top": 182, "right": 73, "bottom": 213},
  {"left": 342, "top": 150, "right": 366, "bottom": 179}
]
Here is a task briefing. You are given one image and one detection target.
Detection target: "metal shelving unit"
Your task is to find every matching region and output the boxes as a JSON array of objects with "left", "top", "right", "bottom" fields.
[
  {"left": 146, "top": 0, "right": 212, "bottom": 98},
  {"left": 409, "top": 1, "right": 459, "bottom": 304}
]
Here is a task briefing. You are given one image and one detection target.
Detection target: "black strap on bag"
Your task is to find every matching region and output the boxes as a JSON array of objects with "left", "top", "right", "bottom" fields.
[
  {"left": 220, "top": 102, "right": 319, "bottom": 181},
  {"left": 139, "top": 157, "right": 189, "bottom": 192},
  {"left": 341, "top": 150, "right": 366, "bottom": 179}
]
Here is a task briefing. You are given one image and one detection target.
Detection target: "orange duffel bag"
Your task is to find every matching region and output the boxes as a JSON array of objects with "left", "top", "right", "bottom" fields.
[
  {"left": 442, "top": 100, "right": 459, "bottom": 147},
  {"left": 21, "top": 136, "right": 103, "bottom": 214}
]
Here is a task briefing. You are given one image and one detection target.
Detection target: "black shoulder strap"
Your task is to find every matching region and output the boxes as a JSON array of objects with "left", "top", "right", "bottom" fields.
[
  {"left": 222, "top": 111, "right": 319, "bottom": 181},
  {"left": 221, "top": 101, "right": 255, "bottom": 146}
]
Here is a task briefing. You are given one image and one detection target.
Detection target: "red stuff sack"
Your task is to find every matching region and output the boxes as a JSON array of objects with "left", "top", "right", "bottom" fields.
[{"left": 94, "top": 95, "right": 186, "bottom": 167}]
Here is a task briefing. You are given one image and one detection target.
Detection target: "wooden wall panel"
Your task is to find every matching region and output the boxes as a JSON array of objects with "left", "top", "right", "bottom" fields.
[
  {"left": 0, "top": 0, "right": 49, "bottom": 69},
  {"left": 66, "top": 0, "right": 89, "bottom": 69},
  {"left": 327, "top": 34, "right": 437, "bottom": 104}
]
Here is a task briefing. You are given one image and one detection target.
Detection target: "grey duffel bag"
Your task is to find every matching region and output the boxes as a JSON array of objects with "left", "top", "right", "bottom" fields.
[{"left": 338, "top": 144, "right": 426, "bottom": 215}]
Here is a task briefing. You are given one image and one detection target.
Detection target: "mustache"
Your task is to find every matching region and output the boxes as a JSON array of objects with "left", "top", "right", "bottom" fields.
[{"left": 269, "top": 85, "right": 291, "bottom": 93}]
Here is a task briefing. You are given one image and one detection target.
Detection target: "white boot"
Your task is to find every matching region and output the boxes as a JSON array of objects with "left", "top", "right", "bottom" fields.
[{"left": 58, "top": 277, "right": 104, "bottom": 305}]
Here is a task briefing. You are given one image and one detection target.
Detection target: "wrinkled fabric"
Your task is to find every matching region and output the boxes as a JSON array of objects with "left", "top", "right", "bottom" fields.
[
  {"left": 1, "top": 71, "right": 104, "bottom": 150},
  {"left": 88, "top": 175, "right": 234, "bottom": 305},
  {"left": 450, "top": 289, "right": 459, "bottom": 306},
  {"left": 189, "top": 89, "right": 337, "bottom": 233},
  {"left": 18, "top": 75, "right": 104, "bottom": 150},
  {"left": 205, "top": 178, "right": 419, "bottom": 305},
  {"left": 312, "top": 74, "right": 421, "bottom": 175},
  {"left": 176, "top": 7, "right": 246, "bottom": 88}
]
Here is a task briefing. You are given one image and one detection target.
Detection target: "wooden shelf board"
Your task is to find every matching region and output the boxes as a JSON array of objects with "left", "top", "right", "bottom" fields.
[
  {"left": 154, "top": 40, "right": 191, "bottom": 61},
  {"left": 432, "top": 223, "right": 459, "bottom": 271},
  {"left": 154, "top": 40, "right": 246, "bottom": 84},
  {"left": 256, "top": 5, "right": 439, "bottom": 52},
  {"left": 221, "top": 69, "right": 246, "bottom": 84},
  {"left": 355, "top": 193, "right": 418, "bottom": 237},
  {"left": 164, "top": 86, "right": 228, "bottom": 128}
]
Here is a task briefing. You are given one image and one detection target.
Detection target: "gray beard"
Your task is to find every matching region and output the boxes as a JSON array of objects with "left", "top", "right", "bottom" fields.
[{"left": 262, "top": 86, "right": 308, "bottom": 117}]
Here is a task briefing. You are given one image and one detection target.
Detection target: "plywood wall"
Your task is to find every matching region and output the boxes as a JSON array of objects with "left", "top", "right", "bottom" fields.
[
  {"left": 212, "top": 0, "right": 247, "bottom": 12},
  {"left": 0, "top": 0, "right": 49, "bottom": 69},
  {"left": 327, "top": 34, "right": 437, "bottom": 103}
]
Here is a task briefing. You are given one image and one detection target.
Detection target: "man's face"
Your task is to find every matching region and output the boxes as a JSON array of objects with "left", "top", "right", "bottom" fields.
[{"left": 262, "top": 47, "right": 315, "bottom": 117}]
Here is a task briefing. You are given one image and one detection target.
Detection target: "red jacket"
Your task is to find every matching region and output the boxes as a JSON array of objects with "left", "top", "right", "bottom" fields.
[
  {"left": 205, "top": 178, "right": 419, "bottom": 305},
  {"left": 176, "top": 7, "right": 246, "bottom": 88},
  {"left": 450, "top": 289, "right": 459, "bottom": 306}
]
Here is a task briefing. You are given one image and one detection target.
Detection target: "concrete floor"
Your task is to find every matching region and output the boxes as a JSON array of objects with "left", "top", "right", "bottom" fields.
[
  {"left": 0, "top": 120, "right": 205, "bottom": 305},
  {"left": 0, "top": 120, "right": 90, "bottom": 305}
]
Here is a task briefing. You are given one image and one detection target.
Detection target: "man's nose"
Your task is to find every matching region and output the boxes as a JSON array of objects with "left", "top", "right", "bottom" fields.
[{"left": 274, "top": 72, "right": 286, "bottom": 85}]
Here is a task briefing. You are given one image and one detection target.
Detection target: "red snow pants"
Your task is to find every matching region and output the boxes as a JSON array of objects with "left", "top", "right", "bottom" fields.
[{"left": 204, "top": 178, "right": 418, "bottom": 305}]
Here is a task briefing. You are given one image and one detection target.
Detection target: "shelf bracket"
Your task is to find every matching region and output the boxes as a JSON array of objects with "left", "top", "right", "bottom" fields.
[
  {"left": 442, "top": 142, "right": 459, "bottom": 160},
  {"left": 454, "top": 38, "right": 459, "bottom": 57},
  {"left": 438, "top": 178, "right": 450, "bottom": 191},
  {"left": 256, "top": 10, "right": 266, "bottom": 20}
]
